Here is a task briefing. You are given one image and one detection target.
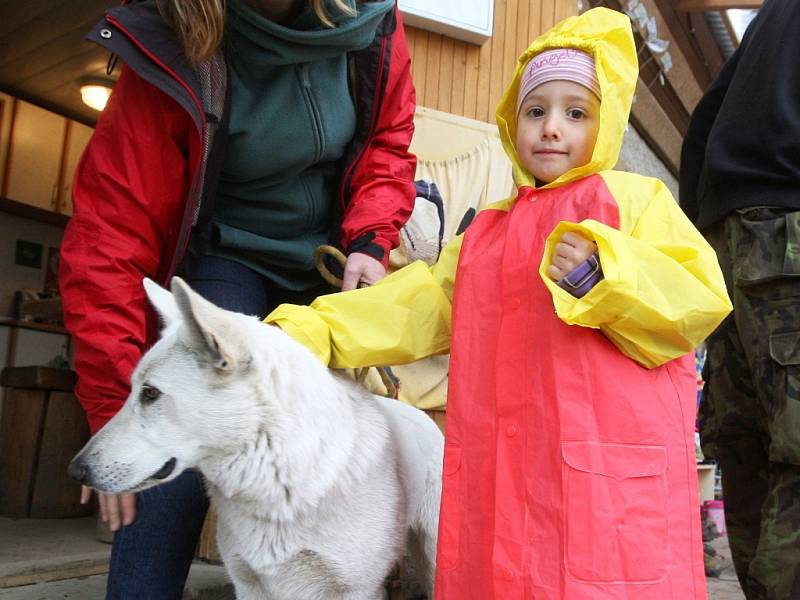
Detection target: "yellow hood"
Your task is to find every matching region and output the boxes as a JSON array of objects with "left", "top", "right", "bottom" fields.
[{"left": 497, "top": 8, "right": 637, "bottom": 189}]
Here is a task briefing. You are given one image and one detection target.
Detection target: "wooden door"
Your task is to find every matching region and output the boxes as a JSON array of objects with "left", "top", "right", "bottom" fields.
[{"left": 0, "top": 93, "right": 12, "bottom": 196}]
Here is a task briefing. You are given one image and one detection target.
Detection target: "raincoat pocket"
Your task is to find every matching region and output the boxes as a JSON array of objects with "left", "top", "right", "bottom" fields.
[
  {"left": 733, "top": 207, "right": 800, "bottom": 291},
  {"left": 562, "top": 441, "right": 668, "bottom": 584},
  {"left": 437, "top": 444, "right": 463, "bottom": 571}
]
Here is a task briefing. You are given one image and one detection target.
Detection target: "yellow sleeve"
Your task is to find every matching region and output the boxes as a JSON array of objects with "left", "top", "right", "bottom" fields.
[
  {"left": 264, "top": 235, "right": 462, "bottom": 368},
  {"left": 540, "top": 174, "right": 732, "bottom": 368}
]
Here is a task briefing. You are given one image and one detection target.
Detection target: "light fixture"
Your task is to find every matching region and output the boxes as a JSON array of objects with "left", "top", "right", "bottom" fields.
[{"left": 79, "top": 79, "right": 113, "bottom": 111}]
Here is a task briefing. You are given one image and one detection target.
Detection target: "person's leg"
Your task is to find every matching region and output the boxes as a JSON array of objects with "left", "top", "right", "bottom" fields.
[
  {"left": 714, "top": 433, "right": 770, "bottom": 589},
  {"left": 746, "top": 462, "right": 800, "bottom": 599},
  {"left": 702, "top": 315, "right": 769, "bottom": 590},
  {"left": 701, "top": 219, "right": 769, "bottom": 590},
  {"left": 185, "top": 255, "right": 270, "bottom": 317},
  {"left": 106, "top": 256, "right": 270, "bottom": 600},
  {"left": 106, "top": 471, "right": 210, "bottom": 600},
  {"left": 719, "top": 208, "right": 800, "bottom": 598},
  {"left": 738, "top": 306, "right": 800, "bottom": 600}
]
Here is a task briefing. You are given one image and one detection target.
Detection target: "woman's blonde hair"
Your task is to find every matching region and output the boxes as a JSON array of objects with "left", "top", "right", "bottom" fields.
[{"left": 161, "top": 0, "right": 360, "bottom": 65}]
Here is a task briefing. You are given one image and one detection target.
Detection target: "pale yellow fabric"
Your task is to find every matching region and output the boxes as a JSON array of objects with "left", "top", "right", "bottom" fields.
[
  {"left": 390, "top": 191, "right": 444, "bottom": 269},
  {"left": 383, "top": 111, "right": 512, "bottom": 408},
  {"left": 266, "top": 8, "right": 731, "bottom": 399},
  {"left": 390, "top": 138, "right": 513, "bottom": 269},
  {"left": 416, "top": 139, "right": 513, "bottom": 240},
  {"left": 390, "top": 355, "right": 451, "bottom": 410},
  {"left": 355, "top": 354, "right": 451, "bottom": 410}
]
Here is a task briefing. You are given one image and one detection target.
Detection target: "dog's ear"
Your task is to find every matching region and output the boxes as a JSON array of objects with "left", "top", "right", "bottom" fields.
[
  {"left": 169, "top": 277, "right": 244, "bottom": 372},
  {"left": 143, "top": 278, "right": 181, "bottom": 330}
]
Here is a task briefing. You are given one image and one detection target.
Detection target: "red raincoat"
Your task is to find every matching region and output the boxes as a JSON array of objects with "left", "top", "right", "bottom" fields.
[{"left": 437, "top": 179, "right": 706, "bottom": 598}]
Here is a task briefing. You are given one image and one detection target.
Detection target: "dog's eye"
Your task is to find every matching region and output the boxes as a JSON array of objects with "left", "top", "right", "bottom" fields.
[{"left": 140, "top": 385, "right": 162, "bottom": 405}]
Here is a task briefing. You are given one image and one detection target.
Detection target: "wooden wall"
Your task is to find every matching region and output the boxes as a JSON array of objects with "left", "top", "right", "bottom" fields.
[{"left": 405, "top": 0, "right": 577, "bottom": 124}]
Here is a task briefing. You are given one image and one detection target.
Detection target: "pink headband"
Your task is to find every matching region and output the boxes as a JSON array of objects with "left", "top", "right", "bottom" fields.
[{"left": 516, "top": 48, "right": 601, "bottom": 115}]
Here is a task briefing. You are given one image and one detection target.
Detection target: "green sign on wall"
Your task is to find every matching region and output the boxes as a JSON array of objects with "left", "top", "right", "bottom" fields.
[{"left": 15, "top": 239, "right": 43, "bottom": 269}]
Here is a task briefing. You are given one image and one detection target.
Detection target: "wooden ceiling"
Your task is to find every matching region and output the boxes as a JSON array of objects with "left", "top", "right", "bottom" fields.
[
  {"left": 0, "top": 0, "right": 118, "bottom": 126},
  {"left": 676, "top": 0, "right": 762, "bottom": 10}
]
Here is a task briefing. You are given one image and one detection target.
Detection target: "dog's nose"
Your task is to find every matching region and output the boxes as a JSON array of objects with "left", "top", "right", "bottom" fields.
[{"left": 67, "top": 459, "right": 89, "bottom": 484}]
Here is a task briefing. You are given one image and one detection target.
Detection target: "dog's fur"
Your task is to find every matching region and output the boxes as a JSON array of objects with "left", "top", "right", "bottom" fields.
[{"left": 69, "top": 278, "right": 443, "bottom": 600}]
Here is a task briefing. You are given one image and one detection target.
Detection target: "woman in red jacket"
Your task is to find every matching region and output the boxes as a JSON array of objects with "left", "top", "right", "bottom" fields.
[{"left": 59, "top": 0, "right": 416, "bottom": 597}]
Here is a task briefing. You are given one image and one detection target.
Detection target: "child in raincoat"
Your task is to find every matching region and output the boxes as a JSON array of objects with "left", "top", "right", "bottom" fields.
[{"left": 266, "top": 8, "right": 732, "bottom": 599}]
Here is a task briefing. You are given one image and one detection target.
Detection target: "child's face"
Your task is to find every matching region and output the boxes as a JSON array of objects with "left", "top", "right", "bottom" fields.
[{"left": 515, "top": 80, "right": 601, "bottom": 185}]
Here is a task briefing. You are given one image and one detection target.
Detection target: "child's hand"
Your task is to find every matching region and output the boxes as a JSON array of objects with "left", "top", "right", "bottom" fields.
[{"left": 546, "top": 231, "right": 597, "bottom": 281}]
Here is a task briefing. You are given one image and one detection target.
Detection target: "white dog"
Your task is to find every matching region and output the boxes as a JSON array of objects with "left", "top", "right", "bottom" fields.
[{"left": 68, "top": 277, "right": 443, "bottom": 600}]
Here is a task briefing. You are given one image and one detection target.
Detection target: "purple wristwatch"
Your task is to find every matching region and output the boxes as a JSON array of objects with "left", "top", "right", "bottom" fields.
[{"left": 556, "top": 251, "right": 603, "bottom": 298}]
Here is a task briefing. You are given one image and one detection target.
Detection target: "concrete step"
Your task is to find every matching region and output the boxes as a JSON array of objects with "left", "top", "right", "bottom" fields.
[
  {"left": 0, "top": 516, "right": 233, "bottom": 599},
  {"left": 0, "top": 517, "right": 109, "bottom": 588},
  {"left": 0, "top": 562, "right": 234, "bottom": 600}
]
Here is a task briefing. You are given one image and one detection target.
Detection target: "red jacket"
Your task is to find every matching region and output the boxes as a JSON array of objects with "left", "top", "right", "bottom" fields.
[{"left": 60, "top": 2, "right": 417, "bottom": 433}]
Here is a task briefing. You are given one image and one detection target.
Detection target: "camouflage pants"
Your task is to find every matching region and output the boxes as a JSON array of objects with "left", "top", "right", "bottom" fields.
[{"left": 702, "top": 208, "right": 800, "bottom": 600}]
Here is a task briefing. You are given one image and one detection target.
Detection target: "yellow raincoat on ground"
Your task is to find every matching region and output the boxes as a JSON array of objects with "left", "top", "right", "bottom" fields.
[{"left": 267, "top": 8, "right": 731, "bottom": 598}]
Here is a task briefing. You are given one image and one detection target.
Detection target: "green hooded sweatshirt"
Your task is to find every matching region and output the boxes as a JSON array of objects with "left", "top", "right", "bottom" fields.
[{"left": 211, "top": 0, "right": 393, "bottom": 290}]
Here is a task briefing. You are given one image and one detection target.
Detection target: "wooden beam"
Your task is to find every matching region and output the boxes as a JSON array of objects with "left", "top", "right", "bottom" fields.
[
  {"left": 630, "top": 80, "right": 684, "bottom": 177},
  {"left": 0, "top": 196, "right": 70, "bottom": 228},
  {"left": 676, "top": 0, "right": 762, "bottom": 11},
  {"left": 638, "top": 0, "right": 705, "bottom": 114},
  {"left": 652, "top": 0, "right": 717, "bottom": 89}
]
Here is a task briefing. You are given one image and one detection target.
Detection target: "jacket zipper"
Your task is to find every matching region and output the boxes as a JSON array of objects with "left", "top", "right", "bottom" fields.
[
  {"left": 301, "top": 177, "right": 317, "bottom": 229},
  {"left": 104, "top": 14, "right": 207, "bottom": 284}
]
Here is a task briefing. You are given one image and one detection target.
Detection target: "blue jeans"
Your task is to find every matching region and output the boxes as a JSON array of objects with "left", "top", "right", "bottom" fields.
[{"left": 106, "top": 256, "right": 326, "bottom": 599}]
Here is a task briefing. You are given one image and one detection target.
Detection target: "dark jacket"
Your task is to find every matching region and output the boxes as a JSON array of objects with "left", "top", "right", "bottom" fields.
[
  {"left": 679, "top": 0, "right": 800, "bottom": 229},
  {"left": 59, "top": 0, "right": 417, "bottom": 433}
]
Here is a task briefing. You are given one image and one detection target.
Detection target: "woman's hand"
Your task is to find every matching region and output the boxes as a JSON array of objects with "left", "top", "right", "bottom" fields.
[
  {"left": 81, "top": 485, "right": 137, "bottom": 531},
  {"left": 546, "top": 231, "right": 596, "bottom": 281},
  {"left": 342, "top": 252, "right": 386, "bottom": 291}
]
